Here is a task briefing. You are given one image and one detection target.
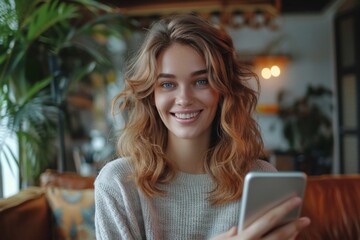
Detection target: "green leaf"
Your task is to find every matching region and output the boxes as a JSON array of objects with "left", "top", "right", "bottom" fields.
[
  {"left": 0, "top": 42, "right": 26, "bottom": 84},
  {"left": 26, "top": 1, "right": 78, "bottom": 42},
  {"left": 0, "top": 1, "right": 18, "bottom": 44},
  {"left": 61, "top": 62, "right": 96, "bottom": 96},
  {"left": 20, "top": 76, "right": 52, "bottom": 106},
  {"left": 15, "top": 0, "right": 42, "bottom": 29},
  {"left": 72, "top": 0, "right": 112, "bottom": 13}
]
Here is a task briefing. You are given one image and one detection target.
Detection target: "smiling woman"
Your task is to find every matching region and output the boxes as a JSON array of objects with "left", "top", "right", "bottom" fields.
[{"left": 95, "top": 14, "right": 310, "bottom": 239}]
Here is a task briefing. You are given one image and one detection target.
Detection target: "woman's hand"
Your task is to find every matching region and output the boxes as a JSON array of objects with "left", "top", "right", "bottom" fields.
[{"left": 212, "top": 196, "right": 310, "bottom": 240}]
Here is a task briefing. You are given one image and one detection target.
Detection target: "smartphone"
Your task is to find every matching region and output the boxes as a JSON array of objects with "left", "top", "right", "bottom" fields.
[{"left": 238, "top": 171, "right": 307, "bottom": 231}]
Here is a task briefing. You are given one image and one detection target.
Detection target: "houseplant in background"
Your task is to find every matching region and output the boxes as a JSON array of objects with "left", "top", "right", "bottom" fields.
[
  {"left": 0, "top": 0, "right": 132, "bottom": 189},
  {"left": 277, "top": 85, "right": 333, "bottom": 175}
]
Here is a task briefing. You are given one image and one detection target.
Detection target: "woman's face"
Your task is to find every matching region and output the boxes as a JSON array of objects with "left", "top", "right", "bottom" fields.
[{"left": 154, "top": 43, "right": 220, "bottom": 141}]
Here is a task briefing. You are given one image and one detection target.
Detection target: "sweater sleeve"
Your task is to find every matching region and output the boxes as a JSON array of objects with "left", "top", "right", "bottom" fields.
[{"left": 94, "top": 159, "right": 144, "bottom": 240}]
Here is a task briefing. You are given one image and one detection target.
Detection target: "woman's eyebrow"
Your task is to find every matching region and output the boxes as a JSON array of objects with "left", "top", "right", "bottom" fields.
[
  {"left": 192, "top": 69, "right": 207, "bottom": 76},
  {"left": 157, "top": 73, "right": 175, "bottom": 79},
  {"left": 157, "top": 69, "right": 207, "bottom": 79}
]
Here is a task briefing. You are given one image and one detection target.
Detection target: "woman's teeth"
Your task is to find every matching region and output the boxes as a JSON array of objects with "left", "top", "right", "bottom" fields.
[{"left": 175, "top": 112, "right": 199, "bottom": 119}]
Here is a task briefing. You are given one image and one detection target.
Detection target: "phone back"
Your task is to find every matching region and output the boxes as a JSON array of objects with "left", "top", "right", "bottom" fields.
[{"left": 238, "top": 172, "right": 307, "bottom": 230}]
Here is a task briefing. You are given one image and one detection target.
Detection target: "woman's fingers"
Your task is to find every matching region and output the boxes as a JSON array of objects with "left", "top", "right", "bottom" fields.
[
  {"left": 213, "top": 196, "right": 310, "bottom": 240},
  {"left": 263, "top": 217, "right": 310, "bottom": 240},
  {"left": 239, "top": 196, "right": 305, "bottom": 239}
]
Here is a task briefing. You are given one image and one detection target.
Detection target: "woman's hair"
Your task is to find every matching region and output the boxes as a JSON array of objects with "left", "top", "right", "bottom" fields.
[{"left": 113, "top": 14, "right": 263, "bottom": 205}]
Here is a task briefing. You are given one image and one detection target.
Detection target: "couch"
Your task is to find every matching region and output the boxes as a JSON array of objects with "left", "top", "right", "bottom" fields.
[
  {"left": 298, "top": 174, "right": 360, "bottom": 240},
  {"left": 0, "top": 170, "right": 95, "bottom": 240},
  {"left": 0, "top": 171, "right": 360, "bottom": 240}
]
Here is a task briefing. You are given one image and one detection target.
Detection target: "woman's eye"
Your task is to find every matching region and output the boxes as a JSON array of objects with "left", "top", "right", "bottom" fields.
[
  {"left": 196, "top": 79, "right": 209, "bottom": 86},
  {"left": 160, "top": 82, "right": 175, "bottom": 89}
]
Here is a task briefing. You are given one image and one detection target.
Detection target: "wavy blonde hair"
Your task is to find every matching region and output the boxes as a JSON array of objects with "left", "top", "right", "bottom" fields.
[{"left": 113, "top": 14, "right": 263, "bottom": 205}]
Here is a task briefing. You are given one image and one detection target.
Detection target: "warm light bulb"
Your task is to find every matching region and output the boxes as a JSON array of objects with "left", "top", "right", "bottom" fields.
[
  {"left": 271, "top": 65, "right": 281, "bottom": 77},
  {"left": 261, "top": 68, "right": 271, "bottom": 79}
]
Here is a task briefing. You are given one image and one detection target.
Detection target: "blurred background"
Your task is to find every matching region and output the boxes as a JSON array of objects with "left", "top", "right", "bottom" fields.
[{"left": 1, "top": 0, "right": 359, "bottom": 198}]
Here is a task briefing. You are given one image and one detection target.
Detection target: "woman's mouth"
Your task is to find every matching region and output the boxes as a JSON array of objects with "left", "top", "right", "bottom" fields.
[{"left": 173, "top": 111, "right": 201, "bottom": 119}]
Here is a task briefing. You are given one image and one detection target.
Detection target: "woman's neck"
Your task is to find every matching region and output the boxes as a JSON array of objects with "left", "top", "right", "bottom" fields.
[{"left": 166, "top": 134, "right": 210, "bottom": 174}]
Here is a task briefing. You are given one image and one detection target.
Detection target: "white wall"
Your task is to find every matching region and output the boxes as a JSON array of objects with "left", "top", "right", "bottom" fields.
[
  {"left": 228, "top": 13, "right": 335, "bottom": 102},
  {"left": 0, "top": 134, "right": 19, "bottom": 198}
]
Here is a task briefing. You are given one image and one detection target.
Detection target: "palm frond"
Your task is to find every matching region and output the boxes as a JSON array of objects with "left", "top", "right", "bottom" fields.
[
  {"left": 0, "top": 0, "right": 18, "bottom": 45},
  {"left": 20, "top": 76, "right": 52, "bottom": 105},
  {"left": 72, "top": 0, "right": 112, "bottom": 13},
  {"left": 15, "top": 0, "right": 43, "bottom": 29},
  {"left": 1, "top": 0, "right": 132, "bottom": 188},
  {"left": 26, "top": 1, "right": 78, "bottom": 42},
  {"left": 0, "top": 136, "right": 19, "bottom": 177}
]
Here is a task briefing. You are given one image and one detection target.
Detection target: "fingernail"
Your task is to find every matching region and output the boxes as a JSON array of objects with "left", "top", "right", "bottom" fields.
[
  {"left": 299, "top": 217, "right": 311, "bottom": 227},
  {"left": 292, "top": 196, "right": 302, "bottom": 205}
]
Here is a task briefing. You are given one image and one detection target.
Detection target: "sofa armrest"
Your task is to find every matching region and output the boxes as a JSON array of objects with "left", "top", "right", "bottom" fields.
[
  {"left": 40, "top": 169, "right": 95, "bottom": 189},
  {"left": 298, "top": 175, "right": 360, "bottom": 240},
  {"left": 0, "top": 187, "right": 52, "bottom": 240}
]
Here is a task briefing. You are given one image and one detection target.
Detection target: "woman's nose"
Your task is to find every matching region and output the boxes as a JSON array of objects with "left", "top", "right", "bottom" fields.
[{"left": 175, "top": 86, "right": 193, "bottom": 106}]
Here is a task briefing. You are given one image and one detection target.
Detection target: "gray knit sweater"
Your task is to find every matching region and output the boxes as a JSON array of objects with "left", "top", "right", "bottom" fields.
[{"left": 94, "top": 158, "right": 276, "bottom": 240}]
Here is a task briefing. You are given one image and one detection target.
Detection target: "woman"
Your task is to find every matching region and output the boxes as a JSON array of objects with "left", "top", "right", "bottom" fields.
[{"left": 94, "top": 14, "right": 310, "bottom": 239}]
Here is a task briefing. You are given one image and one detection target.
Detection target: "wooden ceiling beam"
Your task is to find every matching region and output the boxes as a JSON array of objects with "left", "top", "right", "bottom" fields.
[{"left": 114, "top": 0, "right": 280, "bottom": 17}]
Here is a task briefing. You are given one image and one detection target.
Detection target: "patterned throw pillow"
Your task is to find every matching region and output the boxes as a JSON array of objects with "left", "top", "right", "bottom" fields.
[{"left": 46, "top": 188, "right": 95, "bottom": 240}]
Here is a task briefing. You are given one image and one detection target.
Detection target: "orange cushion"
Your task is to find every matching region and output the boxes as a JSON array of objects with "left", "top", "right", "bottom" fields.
[{"left": 46, "top": 188, "right": 95, "bottom": 240}]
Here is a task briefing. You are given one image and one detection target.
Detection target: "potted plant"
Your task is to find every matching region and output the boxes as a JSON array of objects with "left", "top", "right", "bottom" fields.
[
  {"left": 0, "top": 0, "right": 132, "bottom": 188},
  {"left": 277, "top": 85, "right": 333, "bottom": 174}
]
